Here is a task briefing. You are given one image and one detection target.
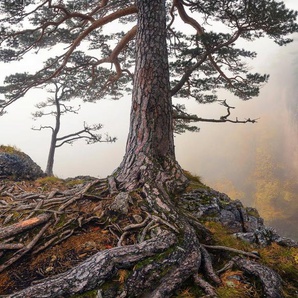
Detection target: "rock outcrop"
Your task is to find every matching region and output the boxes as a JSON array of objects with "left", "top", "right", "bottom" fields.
[
  {"left": 0, "top": 146, "right": 45, "bottom": 180},
  {"left": 179, "top": 187, "right": 298, "bottom": 247}
]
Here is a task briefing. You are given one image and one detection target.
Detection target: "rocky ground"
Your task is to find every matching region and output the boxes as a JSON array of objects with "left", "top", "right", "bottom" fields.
[
  {"left": 0, "top": 174, "right": 297, "bottom": 297},
  {"left": 0, "top": 146, "right": 297, "bottom": 297}
]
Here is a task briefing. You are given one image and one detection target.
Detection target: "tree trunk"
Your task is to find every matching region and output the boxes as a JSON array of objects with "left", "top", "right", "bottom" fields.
[
  {"left": 115, "top": 0, "right": 188, "bottom": 193},
  {"left": 45, "top": 85, "right": 61, "bottom": 176},
  {"left": 45, "top": 131, "right": 57, "bottom": 176}
]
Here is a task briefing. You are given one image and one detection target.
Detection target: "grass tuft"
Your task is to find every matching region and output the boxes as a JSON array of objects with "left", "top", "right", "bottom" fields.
[
  {"left": 259, "top": 242, "right": 298, "bottom": 296},
  {"left": 204, "top": 221, "right": 253, "bottom": 251}
]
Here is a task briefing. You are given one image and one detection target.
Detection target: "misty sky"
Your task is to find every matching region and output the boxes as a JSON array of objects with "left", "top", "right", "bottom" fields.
[{"left": 0, "top": 0, "right": 297, "bottom": 237}]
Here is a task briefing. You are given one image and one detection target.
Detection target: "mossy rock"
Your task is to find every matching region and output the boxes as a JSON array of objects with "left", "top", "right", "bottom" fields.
[{"left": 0, "top": 145, "right": 45, "bottom": 180}]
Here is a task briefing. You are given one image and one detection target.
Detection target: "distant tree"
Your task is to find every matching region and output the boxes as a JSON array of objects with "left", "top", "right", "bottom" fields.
[
  {"left": 32, "top": 81, "right": 116, "bottom": 176},
  {"left": 0, "top": 0, "right": 297, "bottom": 296}
]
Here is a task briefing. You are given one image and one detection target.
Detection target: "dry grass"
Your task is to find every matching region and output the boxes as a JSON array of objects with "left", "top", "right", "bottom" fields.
[
  {"left": 204, "top": 221, "right": 253, "bottom": 251},
  {"left": 217, "top": 270, "right": 259, "bottom": 298},
  {"left": 0, "top": 225, "right": 117, "bottom": 294},
  {"left": 0, "top": 145, "right": 22, "bottom": 154},
  {"left": 259, "top": 243, "right": 298, "bottom": 297}
]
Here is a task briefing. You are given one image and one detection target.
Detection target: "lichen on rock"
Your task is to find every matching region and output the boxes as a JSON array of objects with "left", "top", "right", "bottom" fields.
[{"left": 178, "top": 187, "right": 298, "bottom": 247}]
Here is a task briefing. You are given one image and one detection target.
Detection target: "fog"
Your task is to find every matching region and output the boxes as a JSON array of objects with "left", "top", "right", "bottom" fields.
[
  {"left": 0, "top": 1, "right": 297, "bottom": 239},
  {"left": 176, "top": 38, "right": 298, "bottom": 239}
]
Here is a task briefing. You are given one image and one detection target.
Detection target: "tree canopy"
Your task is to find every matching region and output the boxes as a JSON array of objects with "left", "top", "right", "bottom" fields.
[
  {"left": 1, "top": 0, "right": 297, "bottom": 122},
  {"left": 1, "top": 0, "right": 297, "bottom": 193}
]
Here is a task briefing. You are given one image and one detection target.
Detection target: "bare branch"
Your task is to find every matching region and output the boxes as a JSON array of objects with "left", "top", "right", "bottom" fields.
[
  {"left": 171, "top": 54, "right": 209, "bottom": 97},
  {"left": 51, "top": 5, "right": 137, "bottom": 80},
  {"left": 173, "top": 101, "right": 258, "bottom": 124},
  {"left": 32, "top": 125, "right": 54, "bottom": 132},
  {"left": 54, "top": 122, "right": 115, "bottom": 148}
]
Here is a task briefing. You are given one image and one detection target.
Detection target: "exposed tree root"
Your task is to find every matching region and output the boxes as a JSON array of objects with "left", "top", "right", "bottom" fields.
[
  {"left": 200, "top": 246, "right": 222, "bottom": 286},
  {"left": 233, "top": 256, "right": 283, "bottom": 298},
  {"left": 0, "top": 213, "right": 51, "bottom": 239},
  {"left": 0, "top": 220, "right": 53, "bottom": 273},
  {"left": 151, "top": 225, "right": 201, "bottom": 297},
  {"left": 0, "top": 179, "right": 109, "bottom": 273},
  {"left": 4, "top": 232, "right": 177, "bottom": 298},
  {"left": 202, "top": 244, "right": 260, "bottom": 259},
  {"left": 0, "top": 178, "right": 294, "bottom": 297},
  {"left": 193, "top": 274, "right": 217, "bottom": 297}
]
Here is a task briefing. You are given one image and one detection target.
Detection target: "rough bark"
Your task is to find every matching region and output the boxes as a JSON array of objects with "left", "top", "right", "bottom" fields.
[
  {"left": 45, "top": 127, "right": 58, "bottom": 177},
  {"left": 0, "top": 213, "right": 51, "bottom": 239},
  {"left": 115, "top": 0, "right": 188, "bottom": 193},
  {"left": 233, "top": 257, "right": 283, "bottom": 298},
  {"left": 4, "top": 232, "right": 177, "bottom": 298}
]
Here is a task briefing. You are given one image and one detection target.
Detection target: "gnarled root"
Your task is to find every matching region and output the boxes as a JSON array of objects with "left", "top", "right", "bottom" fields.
[
  {"left": 200, "top": 246, "right": 222, "bottom": 286},
  {"left": 0, "top": 178, "right": 291, "bottom": 298},
  {"left": 125, "top": 224, "right": 201, "bottom": 297},
  {"left": 4, "top": 232, "right": 177, "bottom": 298},
  {"left": 193, "top": 274, "right": 217, "bottom": 297},
  {"left": 233, "top": 256, "right": 283, "bottom": 298}
]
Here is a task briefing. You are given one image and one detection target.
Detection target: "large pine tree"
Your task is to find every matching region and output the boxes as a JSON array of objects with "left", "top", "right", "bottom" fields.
[{"left": 0, "top": 0, "right": 297, "bottom": 296}]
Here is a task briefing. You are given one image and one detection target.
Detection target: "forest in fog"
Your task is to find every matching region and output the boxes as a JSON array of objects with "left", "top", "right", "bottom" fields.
[{"left": 186, "top": 38, "right": 298, "bottom": 240}]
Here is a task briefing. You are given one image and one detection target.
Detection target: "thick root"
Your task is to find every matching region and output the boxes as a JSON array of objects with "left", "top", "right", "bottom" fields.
[
  {"left": 193, "top": 274, "right": 217, "bottom": 297},
  {"left": 233, "top": 256, "right": 283, "bottom": 298},
  {"left": 200, "top": 246, "right": 222, "bottom": 286},
  {"left": 149, "top": 224, "right": 201, "bottom": 298},
  {"left": 124, "top": 223, "right": 201, "bottom": 297},
  {"left": 4, "top": 232, "right": 177, "bottom": 298},
  {"left": 1, "top": 178, "right": 294, "bottom": 297},
  {"left": 149, "top": 248, "right": 200, "bottom": 298}
]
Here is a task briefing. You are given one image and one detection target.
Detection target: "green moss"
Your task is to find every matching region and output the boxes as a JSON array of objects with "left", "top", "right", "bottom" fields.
[
  {"left": 216, "top": 285, "right": 251, "bottom": 298},
  {"left": 36, "top": 176, "right": 62, "bottom": 184},
  {"left": 203, "top": 223, "right": 298, "bottom": 296},
  {"left": 65, "top": 179, "right": 84, "bottom": 187},
  {"left": 133, "top": 245, "right": 177, "bottom": 288},
  {"left": 183, "top": 170, "right": 202, "bottom": 183},
  {"left": 70, "top": 289, "right": 100, "bottom": 298},
  {"left": 54, "top": 213, "right": 68, "bottom": 228},
  {"left": 133, "top": 248, "right": 172, "bottom": 271},
  {"left": 35, "top": 176, "right": 65, "bottom": 191},
  {"left": 199, "top": 195, "right": 213, "bottom": 205},
  {"left": 204, "top": 222, "right": 253, "bottom": 251},
  {"left": 246, "top": 208, "right": 260, "bottom": 218},
  {"left": 98, "top": 279, "right": 122, "bottom": 297},
  {"left": 183, "top": 170, "right": 209, "bottom": 192},
  {"left": 0, "top": 145, "right": 21, "bottom": 154}
]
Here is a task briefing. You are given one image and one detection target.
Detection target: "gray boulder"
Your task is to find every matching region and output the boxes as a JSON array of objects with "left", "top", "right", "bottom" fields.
[
  {"left": 0, "top": 147, "right": 45, "bottom": 180},
  {"left": 109, "top": 192, "right": 133, "bottom": 215},
  {"left": 179, "top": 187, "right": 298, "bottom": 247}
]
